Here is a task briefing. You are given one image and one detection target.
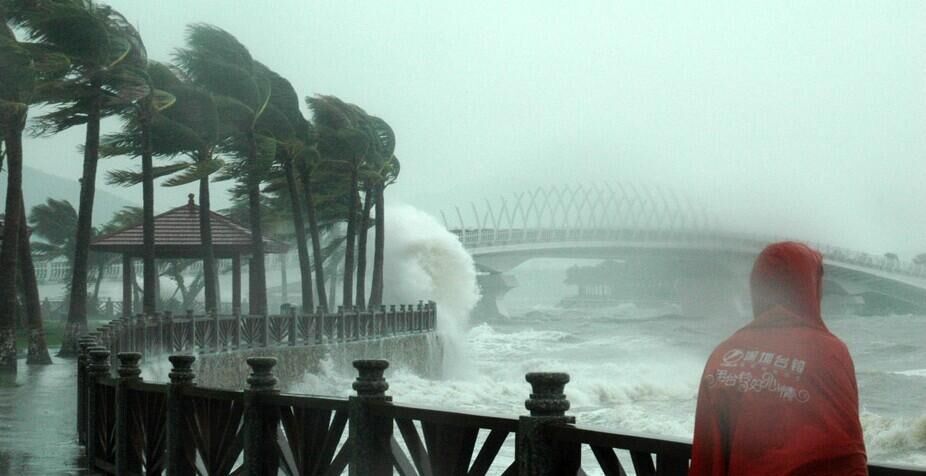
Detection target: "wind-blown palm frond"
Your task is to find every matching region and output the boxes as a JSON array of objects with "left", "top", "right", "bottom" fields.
[
  {"left": 106, "top": 162, "right": 191, "bottom": 186},
  {"left": 29, "top": 198, "right": 77, "bottom": 245},
  {"left": 163, "top": 158, "right": 224, "bottom": 187}
]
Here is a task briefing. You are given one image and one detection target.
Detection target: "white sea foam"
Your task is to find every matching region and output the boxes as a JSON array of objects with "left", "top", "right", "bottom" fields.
[
  {"left": 894, "top": 368, "right": 926, "bottom": 378},
  {"left": 379, "top": 204, "right": 480, "bottom": 377},
  {"left": 862, "top": 412, "right": 926, "bottom": 464}
]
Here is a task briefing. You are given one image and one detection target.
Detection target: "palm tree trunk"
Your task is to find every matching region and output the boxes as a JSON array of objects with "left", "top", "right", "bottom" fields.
[
  {"left": 247, "top": 180, "right": 267, "bottom": 315},
  {"left": 300, "top": 166, "right": 327, "bottom": 311},
  {"left": 342, "top": 169, "right": 359, "bottom": 309},
  {"left": 199, "top": 173, "right": 219, "bottom": 313},
  {"left": 62, "top": 85, "right": 102, "bottom": 357},
  {"left": 0, "top": 127, "right": 24, "bottom": 371},
  {"left": 18, "top": 200, "right": 51, "bottom": 365},
  {"left": 355, "top": 188, "right": 373, "bottom": 310},
  {"left": 141, "top": 110, "right": 156, "bottom": 314},
  {"left": 246, "top": 133, "right": 267, "bottom": 315},
  {"left": 369, "top": 182, "right": 385, "bottom": 307},
  {"left": 283, "top": 160, "right": 313, "bottom": 313}
]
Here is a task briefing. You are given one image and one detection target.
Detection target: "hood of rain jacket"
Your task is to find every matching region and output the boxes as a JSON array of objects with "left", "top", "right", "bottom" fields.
[{"left": 689, "top": 242, "right": 867, "bottom": 476}]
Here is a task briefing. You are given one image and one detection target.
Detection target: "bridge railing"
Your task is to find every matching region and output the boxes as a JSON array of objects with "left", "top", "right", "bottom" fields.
[
  {"left": 76, "top": 349, "right": 926, "bottom": 475},
  {"left": 453, "top": 227, "right": 926, "bottom": 281}
]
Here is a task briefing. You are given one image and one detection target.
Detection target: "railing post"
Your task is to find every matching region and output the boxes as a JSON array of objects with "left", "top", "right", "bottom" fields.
[
  {"left": 137, "top": 313, "right": 147, "bottom": 354},
  {"left": 289, "top": 307, "right": 297, "bottom": 346},
  {"left": 234, "top": 311, "right": 242, "bottom": 350},
  {"left": 77, "top": 336, "right": 97, "bottom": 445},
  {"left": 162, "top": 311, "right": 173, "bottom": 353},
  {"left": 517, "top": 372, "right": 579, "bottom": 475},
  {"left": 166, "top": 354, "right": 196, "bottom": 476},
  {"left": 417, "top": 301, "right": 424, "bottom": 332},
  {"left": 337, "top": 306, "right": 345, "bottom": 342},
  {"left": 86, "top": 348, "right": 111, "bottom": 468},
  {"left": 378, "top": 305, "right": 387, "bottom": 337},
  {"left": 153, "top": 312, "right": 163, "bottom": 356},
  {"left": 263, "top": 312, "right": 271, "bottom": 347},
  {"left": 349, "top": 359, "right": 393, "bottom": 476},
  {"left": 212, "top": 310, "right": 221, "bottom": 351},
  {"left": 115, "top": 352, "right": 143, "bottom": 475},
  {"left": 185, "top": 310, "right": 195, "bottom": 351},
  {"left": 243, "top": 357, "right": 280, "bottom": 475},
  {"left": 398, "top": 305, "right": 406, "bottom": 333},
  {"left": 301, "top": 309, "right": 310, "bottom": 345},
  {"left": 315, "top": 307, "right": 324, "bottom": 344},
  {"left": 389, "top": 305, "right": 396, "bottom": 335}
]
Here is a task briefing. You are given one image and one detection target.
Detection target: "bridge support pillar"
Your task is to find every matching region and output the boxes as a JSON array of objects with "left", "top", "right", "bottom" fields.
[{"left": 474, "top": 273, "right": 518, "bottom": 321}]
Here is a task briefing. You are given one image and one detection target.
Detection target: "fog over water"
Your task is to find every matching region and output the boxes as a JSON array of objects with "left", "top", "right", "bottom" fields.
[{"left": 16, "top": 1, "right": 926, "bottom": 256}]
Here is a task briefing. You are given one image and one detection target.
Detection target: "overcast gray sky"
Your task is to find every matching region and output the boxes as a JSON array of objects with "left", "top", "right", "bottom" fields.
[{"left": 18, "top": 1, "right": 926, "bottom": 257}]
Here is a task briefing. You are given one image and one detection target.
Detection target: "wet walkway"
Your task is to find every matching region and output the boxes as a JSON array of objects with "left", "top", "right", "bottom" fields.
[{"left": 0, "top": 353, "right": 90, "bottom": 475}]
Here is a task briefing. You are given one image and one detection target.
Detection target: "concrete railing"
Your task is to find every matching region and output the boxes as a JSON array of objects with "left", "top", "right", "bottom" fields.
[{"left": 87, "top": 302, "right": 437, "bottom": 369}]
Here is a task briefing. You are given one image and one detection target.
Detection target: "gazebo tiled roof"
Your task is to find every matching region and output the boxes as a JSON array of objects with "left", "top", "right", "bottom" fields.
[{"left": 90, "top": 195, "right": 288, "bottom": 258}]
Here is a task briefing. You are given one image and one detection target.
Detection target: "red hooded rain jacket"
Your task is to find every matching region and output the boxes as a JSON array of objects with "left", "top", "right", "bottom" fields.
[{"left": 689, "top": 242, "right": 867, "bottom": 475}]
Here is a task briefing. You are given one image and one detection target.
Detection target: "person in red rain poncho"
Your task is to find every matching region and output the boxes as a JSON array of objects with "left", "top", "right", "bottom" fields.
[{"left": 689, "top": 242, "right": 867, "bottom": 476}]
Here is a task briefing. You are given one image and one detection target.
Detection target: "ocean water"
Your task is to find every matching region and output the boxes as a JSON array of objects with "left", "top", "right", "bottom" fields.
[
  {"left": 291, "top": 209, "right": 926, "bottom": 472},
  {"left": 292, "top": 304, "right": 926, "bottom": 473},
  {"left": 2, "top": 203, "right": 921, "bottom": 474}
]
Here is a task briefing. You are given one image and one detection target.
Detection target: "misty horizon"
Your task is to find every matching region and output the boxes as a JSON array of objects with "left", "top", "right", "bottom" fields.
[{"left": 9, "top": 1, "right": 926, "bottom": 258}]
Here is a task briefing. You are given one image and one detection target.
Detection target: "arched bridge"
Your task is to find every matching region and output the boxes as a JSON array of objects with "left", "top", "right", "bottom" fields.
[{"left": 442, "top": 184, "right": 926, "bottom": 318}]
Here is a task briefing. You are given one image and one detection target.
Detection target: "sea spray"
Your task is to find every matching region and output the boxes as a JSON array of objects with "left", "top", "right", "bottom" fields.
[
  {"left": 379, "top": 204, "right": 480, "bottom": 377},
  {"left": 862, "top": 412, "right": 926, "bottom": 463}
]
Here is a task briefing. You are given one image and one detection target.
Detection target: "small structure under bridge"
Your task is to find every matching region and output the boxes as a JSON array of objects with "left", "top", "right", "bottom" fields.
[{"left": 442, "top": 183, "right": 926, "bottom": 319}]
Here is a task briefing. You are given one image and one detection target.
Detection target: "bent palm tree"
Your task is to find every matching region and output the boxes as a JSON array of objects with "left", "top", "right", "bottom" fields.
[
  {"left": 8, "top": 0, "right": 150, "bottom": 356},
  {"left": 176, "top": 24, "right": 273, "bottom": 314},
  {"left": 307, "top": 95, "right": 371, "bottom": 309},
  {"left": 101, "top": 61, "right": 174, "bottom": 315},
  {"left": 358, "top": 116, "right": 397, "bottom": 308},
  {"left": 106, "top": 64, "right": 224, "bottom": 313},
  {"left": 257, "top": 67, "right": 316, "bottom": 312},
  {"left": 0, "top": 9, "right": 68, "bottom": 369}
]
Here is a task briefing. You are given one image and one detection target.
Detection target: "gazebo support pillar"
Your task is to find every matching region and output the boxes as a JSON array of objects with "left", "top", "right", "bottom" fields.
[
  {"left": 232, "top": 255, "right": 242, "bottom": 315},
  {"left": 122, "top": 255, "right": 133, "bottom": 318}
]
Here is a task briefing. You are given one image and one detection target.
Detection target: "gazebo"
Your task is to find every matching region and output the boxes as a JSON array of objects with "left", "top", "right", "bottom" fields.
[{"left": 90, "top": 194, "right": 288, "bottom": 316}]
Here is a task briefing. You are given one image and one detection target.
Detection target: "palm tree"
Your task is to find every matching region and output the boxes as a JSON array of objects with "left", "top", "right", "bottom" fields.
[
  {"left": 100, "top": 61, "right": 173, "bottom": 315},
  {"left": 176, "top": 24, "right": 273, "bottom": 315},
  {"left": 368, "top": 154, "right": 399, "bottom": 307},
  {"left": 258, "top": 67, "right": 315, "bottom": 313},
  {"left": 106, "top": 63, "right": 223, "bottom": 313},
  {"left": 307, "top": 95, "right": 372, "bottom": 309},
  {"left": 28, "top": 199, "right": 129, "bottom": 313},
  {"left": 7, "top": 0, "right": 150, "bottom": 356},
  {"left": 297, "top": 122, "right": 331, "bottom": 311},
  {"left": 357, "top": 116, "right": 397, "bottom": 308},
  {"left": 0, "top": 16, "right": 32, "bottom": 371},
  {"left": 17, "top": 200, "right": 51, "bottom": 364},
  {"left": 0, "top": 7, "right": 68, "bottom": 370}
]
